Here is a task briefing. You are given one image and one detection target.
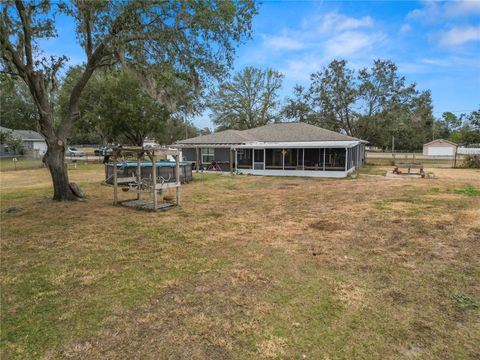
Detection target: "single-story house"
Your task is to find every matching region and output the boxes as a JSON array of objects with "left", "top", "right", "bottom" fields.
[
  {"left": 422, "top": 139, "right": 457, "bottom": 157},
  {"left": 0, "top": 126, "right": 47, "bottom": 158},
  {"left": 174, "top": 122, "right": 367, "bottom": 178}
]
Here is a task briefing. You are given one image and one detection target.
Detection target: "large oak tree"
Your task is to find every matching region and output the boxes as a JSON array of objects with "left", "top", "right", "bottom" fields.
[
  {"left": 0, "top": 0, "right": 256, "bottom": 200},
  {"left": 209, "top": 66, "right": 284, "bottom": 130}
]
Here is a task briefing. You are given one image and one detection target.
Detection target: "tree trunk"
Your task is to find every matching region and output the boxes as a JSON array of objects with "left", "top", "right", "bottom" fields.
[{"left": 44, "top": 139, "right": 79, "bottom": 201}]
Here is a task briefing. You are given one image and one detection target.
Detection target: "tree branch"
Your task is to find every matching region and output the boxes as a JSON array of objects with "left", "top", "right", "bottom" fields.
[{"left": 14, "top": 0, "right": 33, "bottom": 69}]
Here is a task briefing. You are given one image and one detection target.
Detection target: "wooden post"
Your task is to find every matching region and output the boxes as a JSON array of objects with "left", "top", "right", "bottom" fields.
[
  {"left": 453, "top": 146, "right": 458, "bottom": 168},
  {"left": 136, "top": 154, "right": 141, "bottom": 200},
  {"left": 229, "top": 148, "right": 233, "bottom": 173},
  {"left": 151, "top": 151, "right": 157, "bottom": 209},
  {"left": 175, "top": 153, "right": 181, "bottom": 206},
  {"left": 195, "top": 147, "right": 200, "bottom": 173},
  {"left": 113, "top": 155, "right": 118, "bottom": 205}
]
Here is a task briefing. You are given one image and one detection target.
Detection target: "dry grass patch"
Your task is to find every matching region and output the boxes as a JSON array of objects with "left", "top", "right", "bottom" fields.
[{"left": 1, "top": 166, "right": 479, "bottom": 359}]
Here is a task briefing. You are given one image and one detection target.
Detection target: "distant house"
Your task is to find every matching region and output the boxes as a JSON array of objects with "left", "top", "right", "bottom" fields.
[
  {"left": 422, "top": 139, "right": 457, "bottom": 157},
  {"left": 174, "top": 122, "right": 366, "bottom": 178},
  {"left": 0, "top": 126, "right": 47, "bottom": 158}
]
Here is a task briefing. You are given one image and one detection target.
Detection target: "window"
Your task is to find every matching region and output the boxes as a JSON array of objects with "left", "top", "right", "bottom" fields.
[{"left": 201, "top": 148, "right": 214, "bottom": 164}]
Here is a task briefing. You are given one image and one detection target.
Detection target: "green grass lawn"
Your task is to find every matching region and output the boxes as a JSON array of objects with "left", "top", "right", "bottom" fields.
[
  {"left": 0, "top": 157, "right": 44, "bottom": 171},
  {"left": 1, "top": 166, "right": 479, "bottom": 359}
]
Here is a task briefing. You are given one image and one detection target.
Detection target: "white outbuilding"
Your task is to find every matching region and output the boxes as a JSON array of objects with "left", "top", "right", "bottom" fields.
[
  {"left": 0, "top": 126, "right": 47, "bottom": 158},
  {"left": 423, "top": 139, "right": 457, "bottom": 157}
]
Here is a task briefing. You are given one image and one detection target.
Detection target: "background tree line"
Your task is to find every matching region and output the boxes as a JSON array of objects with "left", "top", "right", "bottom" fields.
[
  {"left": 2, "top": 58, "right": 478, "bottom": 151},
  {"left": 1, "top": 69, "right": 208, "bottom": 146},
  {"left": 211, "top": 59, "right": 479, "bottom": 150}
]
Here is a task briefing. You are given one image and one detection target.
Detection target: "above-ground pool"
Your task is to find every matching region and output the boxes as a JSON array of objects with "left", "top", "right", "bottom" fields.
[{"left": 105, "top": 161, "right": 193, "bottom": 184}]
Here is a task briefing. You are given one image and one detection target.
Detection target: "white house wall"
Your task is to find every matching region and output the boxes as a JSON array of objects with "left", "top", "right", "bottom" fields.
[
  {"left": 424, "top": 145, "right": 456, "bottom": 156},
  {"left": 33, "top": 141, "right": 47, "bottom": 156}
]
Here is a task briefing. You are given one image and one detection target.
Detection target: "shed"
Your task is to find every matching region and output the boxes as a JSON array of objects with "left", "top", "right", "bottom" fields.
[{"left": 423, "top": 139, "right": 457, "bottom": 157}]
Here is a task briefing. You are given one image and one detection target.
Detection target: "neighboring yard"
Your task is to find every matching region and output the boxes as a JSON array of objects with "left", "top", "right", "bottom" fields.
[{"left": 1, "top": 165, "right": 479, "bottom": 359}]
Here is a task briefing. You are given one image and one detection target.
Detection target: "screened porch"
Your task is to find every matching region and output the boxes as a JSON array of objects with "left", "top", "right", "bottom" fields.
[{"left": 235, "top": 143, "right": 364, "bottom": 177}]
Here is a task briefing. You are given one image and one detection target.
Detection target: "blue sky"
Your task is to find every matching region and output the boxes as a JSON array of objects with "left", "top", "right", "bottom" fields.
[
  {"left": 41, "top": 0, "right": 480, "bottom": 129},
  {"left": 224, "top": 0, "right": 480, "bottom": 130}
]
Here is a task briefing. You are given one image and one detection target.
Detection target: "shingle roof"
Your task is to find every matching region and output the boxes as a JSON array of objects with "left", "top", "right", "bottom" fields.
[
  {"left": 176, "top": 129, "right": 255, "bottom": 144},
  {"left": 0, "top": 126, "right": 45, "bottom": 141},
  {"left": 242, "top": 122, "right": 358, "bottom": 142},
  {"left": 176, "top": 122, "right": 360, "bottom": 145}
]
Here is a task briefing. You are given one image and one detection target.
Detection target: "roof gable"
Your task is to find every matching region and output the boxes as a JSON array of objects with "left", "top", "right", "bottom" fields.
[
  {"left": 423, "top": 139, "right": 457, "bottom": 147},
  {"left": 0, "top": 126, "right": 45, "bottom": 141}
]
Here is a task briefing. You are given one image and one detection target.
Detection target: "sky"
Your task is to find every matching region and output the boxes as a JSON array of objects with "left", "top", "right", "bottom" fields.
[
  {"left": 223, "top": 0, "right": 480, "bottom": 130},
  {"left": 39, "top": 0, "right": 480, "bottom": 129}
]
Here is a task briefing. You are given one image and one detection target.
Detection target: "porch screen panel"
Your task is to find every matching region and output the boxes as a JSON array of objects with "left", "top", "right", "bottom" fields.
[
  {"left": 297, "top": 148, "right": 304, "bottom": 168},
  {"left": 265, "top": 149, "right": 283, "bottom": 169},
  {"left": 283, "top": 148, "right": 299, "bottom": 169},
  {"left": 254, "top": 149, "right": 264, "bottom": 170},
  {"left": 303, "top": 148, "right": 321, "bottom": 170},
  {"left": 237, "top": 149, "right": 253, "bottom": 169},
  {"left": 347, "top": 148, "right": 353, "bottom": 170},
  {"left": 325, "top": 148, "right": 346, "bottom": 171}
]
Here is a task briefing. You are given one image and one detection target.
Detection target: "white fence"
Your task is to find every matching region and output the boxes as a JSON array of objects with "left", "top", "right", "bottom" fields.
[{"left": 458, "top": 147, "right": 480, "bottom": 155}]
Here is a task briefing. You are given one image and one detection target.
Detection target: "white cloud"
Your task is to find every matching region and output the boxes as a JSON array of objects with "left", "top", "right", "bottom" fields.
[
  {"left": 407, "top": 1, "right": 440, "bottom": 21},
  {"left": 263, "top": 35, "right": 305, "bottom": 50},
  {"left": 280, "top": 57, "right": 325, "bottom": 81},
  {"left": 317, "top": 12, "right": 374, "bottom": 33},
  {"left": 408, "top": 0, "right": 480, "bottom": 21},
  {"left": 421, "top": 58, "right": 451, "bottom": 67},
  {"left": 253, "top": 11, "right": 388, "bottom": 82},
  {"left": 400, "top": 24, "right": 412, "bottom": 33},
  {"left": 324, "top": 31, "right": 386, "bottom": 57},
  {"left": 445, "top": 0, "right": 480, "bottom": 17},
  {"left": 439, "top": 26, "right": 480, "bottom": 46}
]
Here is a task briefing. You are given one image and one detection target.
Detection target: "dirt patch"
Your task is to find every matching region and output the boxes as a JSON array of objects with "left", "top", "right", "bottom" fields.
[
  {"left": 335, "top": 282, "right": 366, "bottom": 310},
  {"left": 257, "top": 336, "right": 288, "bottom": 358}
]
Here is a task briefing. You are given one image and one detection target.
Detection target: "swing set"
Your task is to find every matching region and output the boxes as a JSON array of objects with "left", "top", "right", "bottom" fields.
[{"left": 106, "top": 146, "right": 182, "bottom": 211}]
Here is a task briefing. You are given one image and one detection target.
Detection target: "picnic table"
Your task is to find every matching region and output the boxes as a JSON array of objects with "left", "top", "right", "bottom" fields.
[{"left": 393, "top": 162, "right": 425, "bottom": 175}]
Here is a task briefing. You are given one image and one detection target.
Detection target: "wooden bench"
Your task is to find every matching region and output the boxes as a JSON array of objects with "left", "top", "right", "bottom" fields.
[{"left": 393, "top": 162, "right": 424, "bottom": 175}]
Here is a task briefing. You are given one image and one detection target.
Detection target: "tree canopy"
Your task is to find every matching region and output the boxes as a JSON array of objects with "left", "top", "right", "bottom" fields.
[
  {"left": 0, "top": 75, "right": 38, "bottom": 130},
  {"left": 0, "top": 0, "right": 257, "bottom": 200},
  {"left": 60, "top": 68, "right": 202, "bottom": 146},
  {"left": 209, "top": 66, "right": 284, "bottom": 130},
  {"left": 282, "top": 59, "right": 440, "bottom": 150}
]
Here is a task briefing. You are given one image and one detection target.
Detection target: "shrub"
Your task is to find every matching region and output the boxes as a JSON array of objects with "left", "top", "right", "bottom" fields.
[{"left": 462, "top": 154, "right": 480, "bottom": 168}]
